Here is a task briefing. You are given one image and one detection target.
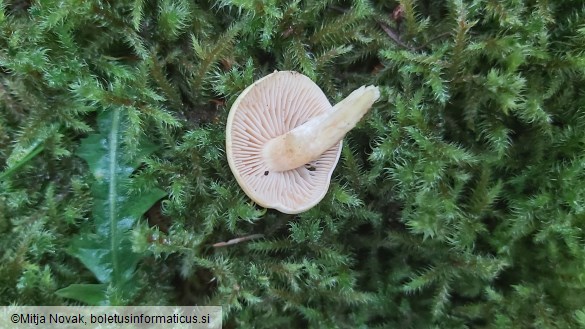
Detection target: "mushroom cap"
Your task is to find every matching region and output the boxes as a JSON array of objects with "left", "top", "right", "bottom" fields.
[{"left": 226, "top": 71, "right": 342, "bottom": 214}]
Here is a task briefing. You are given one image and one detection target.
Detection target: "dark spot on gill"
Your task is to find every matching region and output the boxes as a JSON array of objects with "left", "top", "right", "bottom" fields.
[{"left": 264, "top": 171, "right": 269, "bottom": 176}]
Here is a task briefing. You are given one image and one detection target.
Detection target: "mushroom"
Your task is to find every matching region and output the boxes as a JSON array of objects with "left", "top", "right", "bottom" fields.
[{"left": 226, "top": 71, "right": 379, "bottom": 214}]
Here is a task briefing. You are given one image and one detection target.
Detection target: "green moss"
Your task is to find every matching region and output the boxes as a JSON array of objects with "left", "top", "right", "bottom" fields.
[{"left": 1, "top": 0, "right": 584, "bottom": 328}]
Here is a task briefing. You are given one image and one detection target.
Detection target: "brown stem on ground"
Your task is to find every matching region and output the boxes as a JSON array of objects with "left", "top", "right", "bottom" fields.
[{"left": 212, "top": 234, "right": 265, "bottom": 248}]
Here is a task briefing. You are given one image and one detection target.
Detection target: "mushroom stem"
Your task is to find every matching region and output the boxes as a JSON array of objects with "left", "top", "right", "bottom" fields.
[{"left": 263, "top": 85, "right": 380, "bottom": 172}]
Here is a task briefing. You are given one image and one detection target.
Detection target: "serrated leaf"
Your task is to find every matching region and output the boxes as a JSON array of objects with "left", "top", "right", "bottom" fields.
[{"left": 57, "top": 109, "right": 166, "bottom": 305}]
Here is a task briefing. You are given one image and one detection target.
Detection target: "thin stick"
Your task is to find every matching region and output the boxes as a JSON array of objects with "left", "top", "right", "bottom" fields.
[
  {"left": 413, "top": 32, "right": 452, "bottom": 51},
  {"left": 378, "top": 22, "right": 413, "bottom": 51},
  {"left": 212, "top": 234, "right": 264, "bottom": 248},
  {"left": 379, "top": 22, "right": 452, "bottom": 52}
]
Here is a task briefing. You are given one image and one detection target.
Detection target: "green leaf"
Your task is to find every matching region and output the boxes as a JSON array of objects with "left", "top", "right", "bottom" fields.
[
  {"left": 55, "top": 284, "right": 107, "bottom": 306},
  {"left": 0, "top": 0, "right": 5, "bottom": 24},
  {"left": 0, "top": 143, "right": 44, "bottom": 182},
  {"left": 56, "top": 109, "right": 166, "bottom": 305},
  {"left": 575, "top": 309, "right": 585, "bottom": 328}
]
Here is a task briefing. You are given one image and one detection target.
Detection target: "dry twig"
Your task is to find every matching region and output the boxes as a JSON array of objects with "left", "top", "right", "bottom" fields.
[{"left": 212, "top": 234, "right": 264, "bottom": 248}]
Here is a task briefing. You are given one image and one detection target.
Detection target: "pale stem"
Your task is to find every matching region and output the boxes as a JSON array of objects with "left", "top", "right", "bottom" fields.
[{"left": 263, "top": 85, "right": 380, "bottom": 172}]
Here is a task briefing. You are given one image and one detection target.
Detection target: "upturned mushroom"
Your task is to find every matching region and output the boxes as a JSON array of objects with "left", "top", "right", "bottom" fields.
[{"left": 226, "top": 71, "right": 379, "bottom": 214}]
